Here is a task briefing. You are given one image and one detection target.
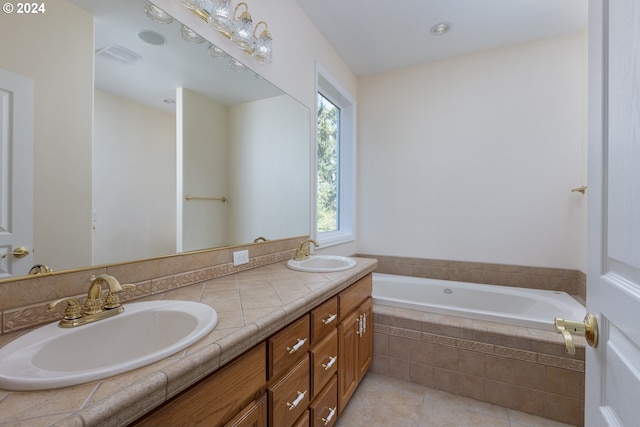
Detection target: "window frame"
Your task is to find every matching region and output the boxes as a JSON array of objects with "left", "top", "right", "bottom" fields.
[{"left": 314, "top": 66, "right": 356, "bottom": 248}]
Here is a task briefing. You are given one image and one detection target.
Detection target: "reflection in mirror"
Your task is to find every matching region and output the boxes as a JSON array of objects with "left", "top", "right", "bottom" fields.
[{"left": 0, "top": 0, "right": 309, "bottom": 279}]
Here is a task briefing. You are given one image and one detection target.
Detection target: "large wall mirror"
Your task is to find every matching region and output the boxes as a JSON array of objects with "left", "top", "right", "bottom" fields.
[{"left": 0, "top": 0, "right": 310, "bottom": 279}]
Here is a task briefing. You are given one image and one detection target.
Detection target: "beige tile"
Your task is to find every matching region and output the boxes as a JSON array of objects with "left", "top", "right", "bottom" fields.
[
  {"left": 373, "top": 332, "right": 388, "bottom": 356},
  {"left": 433, "top": 367, "right": 458, "bottom": 394},
  {"left": 388, "top": 357, "right": 410, "bottom": 381},
  {"left": 433, "top": 344, "right": 459, "bottom": 370},
  {"left": 515, "top": 360, "right": 546, "bottom": 390},
  {"left": 546, "top": 367, "right": 583, "bottom": 399},
  {"left": 545, "top": 394, "right": 582, "bottom": 426},
  {"left": 388, "top": 335, "right": 411, "bottom": 360},
  {"left": 459, "top": 373, "right": 485, "bottom": 401},
  {"left": 409, "top": 340, "right": 433, "bottom": 365},
  {"left": 486, "top": 355, "right": 515, "bottom": 383},
  {"left": 459, "top": 349, "right": 486, "bottom": 376},
  {"left": 514, "top": 385, "right": 545, "bottom": 417},
  {"left": 485, "top": 379, "right": 514, "bottom": 408}
]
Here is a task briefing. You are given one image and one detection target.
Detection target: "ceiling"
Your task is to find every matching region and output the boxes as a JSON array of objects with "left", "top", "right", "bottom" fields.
[{"left": 295, "top": 0, "right": 588, "bottom": 77}]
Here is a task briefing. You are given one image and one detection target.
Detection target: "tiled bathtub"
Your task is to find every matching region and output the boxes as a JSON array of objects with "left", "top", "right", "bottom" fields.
[{"left": 370, "top": 304, "right": 585, "bottom": 426}]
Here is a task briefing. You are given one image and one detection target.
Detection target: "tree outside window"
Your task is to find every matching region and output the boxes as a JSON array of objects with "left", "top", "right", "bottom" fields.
[{"left": 317, "top": 93, "right": 340, "bottom": 233}]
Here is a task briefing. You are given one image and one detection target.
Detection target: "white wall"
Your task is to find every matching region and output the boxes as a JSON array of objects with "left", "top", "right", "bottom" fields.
[
  {"left": 180, "top": 88, "right": 228, "bottom": 251},
  {"left": 0, "top": 2, "right": 94, "bottom": 270},
  {"left": 357, "top": 31, "right": 588, "bottom": 270},
  {"left": 93, "top": 90, "right": 176, "bottom": 265},
  {"left": 228, "top": 95, "right": 309, "bottom": 244}
]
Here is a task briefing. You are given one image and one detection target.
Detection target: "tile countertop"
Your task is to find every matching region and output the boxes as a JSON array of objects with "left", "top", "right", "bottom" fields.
[{"left": 0, "top": 258, "right": 377, "bottom": 427}]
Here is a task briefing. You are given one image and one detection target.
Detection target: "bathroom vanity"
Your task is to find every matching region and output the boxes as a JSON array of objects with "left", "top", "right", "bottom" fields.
[
  {"left": 0, "top": 253, "right": 376, "bottom": 426},
  {"left": 134, "top": 273, "right": 373, "bottom": 427}
]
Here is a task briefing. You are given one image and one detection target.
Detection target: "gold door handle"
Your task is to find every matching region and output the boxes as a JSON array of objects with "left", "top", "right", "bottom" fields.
[
  {"left": 554, "top": 313, "right": 598, "bottom": 355},
  {"left": 1, "top": 246, "right": 30, "bottom": 259}
]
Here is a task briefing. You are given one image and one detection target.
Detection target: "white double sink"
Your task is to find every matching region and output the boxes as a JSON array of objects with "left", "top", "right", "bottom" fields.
[{"left": 0, "top": 300, "right": 218, "bottom": 391}]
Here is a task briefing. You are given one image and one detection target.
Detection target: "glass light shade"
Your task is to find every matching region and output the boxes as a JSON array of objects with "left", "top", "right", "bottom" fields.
[
  {"left": 253, "top": 31, "right": 273, "bottom": 64},
  {"left": 228, "top": 58, "right": 246, "bottom": 72},
  {"left": 232, "top": 14, "right": 255, "bottom": 51},
  {"left": 144, "top": 2, "right": 174, "bottom": 24},
  {"left": 180, "top": 25, "right": 205, "bottom": 44},
  {"left": 211, "top": 0, "right": 234, "bottom": 38},
  {"left": 208, "top": 43, "right": 229, "bottom": 59},
  {"left": 180, "top": 0, "right": 205, "bottom": 10}
]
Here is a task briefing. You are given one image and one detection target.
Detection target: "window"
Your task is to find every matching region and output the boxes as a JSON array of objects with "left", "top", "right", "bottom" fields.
[{"left": 315, "top": 70, "right": 355, "bottom": 246}]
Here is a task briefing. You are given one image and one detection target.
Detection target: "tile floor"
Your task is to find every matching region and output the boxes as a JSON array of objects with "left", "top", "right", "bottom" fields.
[{"left": 335, "top": 372, "right": 576, "bottom": 427}]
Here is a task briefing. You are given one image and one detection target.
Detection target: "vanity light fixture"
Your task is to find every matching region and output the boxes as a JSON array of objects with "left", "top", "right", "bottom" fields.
[
  {"left": 430, "top": 22, "right": 451, "bottom": 36},
  {"left": 144, "top": 2, "right": 174, "bottom": 24},
  {"left": 253, "top": 21, "right": 273, "bottom": 64},
  {"left": 180, "top": 24, "right": 206, "bottom": 43},
  {"left": 181, "top": 0, "right": 205, "bottom": 11},
  {"left": 231, "top": 2, "right": 255, "bottom": 52},
  {"left": 210, "top": 0, "right": 235, "bottom": 38},
  {"left": 209, "top": 43, "right": 229, "bottom": 59}
]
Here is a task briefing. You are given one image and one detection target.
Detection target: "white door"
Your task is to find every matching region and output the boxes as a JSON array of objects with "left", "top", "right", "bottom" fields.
[
  {"left": 585, "top": 0, "right": 640, "bottom": 425},
  {"left": 0, "top": 69, "right": 34, "bottom": 278}
]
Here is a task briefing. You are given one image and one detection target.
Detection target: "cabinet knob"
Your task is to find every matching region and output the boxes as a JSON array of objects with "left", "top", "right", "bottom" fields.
[
  {"left": 286, "top": 337, "right": 307, "bottom": 354},
  {"left": 286, "top": 390, "right": 307, "bottom": 411},
  {"left": 321, "top": 407, "right": 337, "bottom": 425}
]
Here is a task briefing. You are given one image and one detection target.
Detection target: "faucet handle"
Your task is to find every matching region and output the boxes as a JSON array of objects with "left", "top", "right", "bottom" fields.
[
  {"left": 104, "top": 283, "right": 136, "bottom": 310},
  {"left": 48, "top": 297, "right": 83, "bottom": 321}
]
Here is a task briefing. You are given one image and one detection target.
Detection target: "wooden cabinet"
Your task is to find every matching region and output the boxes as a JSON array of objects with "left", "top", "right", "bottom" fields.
[
  {"left": 310, "top": 296, "right": 338, "bottom": 343},
  {"left": 337, "top": 275, "right": 373, "bottom": 416},
  {"left": 225, "top": 394, "right": 268, "bottom": 427},
  {"left": 269, "top": 315, "right": 310, "bottom": 380},
  {"left": 268, "top": 355, "right": 310, "bottom": 427},
  {"left": 309, "top": 375, "right": 338, "bottom": 427},
  {"left": 133, "top": 272, "right": 372, "bottom": 427},
  {"left": 310, "top": 328, "right": 338, "bottom": 398},
  {"left": 134, "top": 343, "right": 266, "bottom": 427}
]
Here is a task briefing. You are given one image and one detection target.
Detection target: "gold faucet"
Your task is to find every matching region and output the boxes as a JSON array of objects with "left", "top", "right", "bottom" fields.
[
  {"left": 294, "top": 239, "right": 319, "bottom": 261},
  {"left": 48, "top": 274, "right": 135, "bottom": 328}
]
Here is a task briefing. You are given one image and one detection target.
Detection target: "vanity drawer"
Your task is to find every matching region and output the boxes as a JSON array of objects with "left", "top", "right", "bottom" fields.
[
  {"left": 269, "top": 355, "right": 310, "bottom": 427},
  {"left": 269, "top": 314, "right": 310, "bottom": 379},
  {"left": 310, "top": 328, "right": 337, "bottom": 398},
  {"left": 293, "top": 410, "right": 310, "bottom": 427},
  {"left": 338, "top": 274, "right": 372, "bottom": 320},
  {"left": 310, "top": 375, "right": 338, "bottom": 427},
  {"left": 310, "top": 296, "right": 338, "bottom": 344}
]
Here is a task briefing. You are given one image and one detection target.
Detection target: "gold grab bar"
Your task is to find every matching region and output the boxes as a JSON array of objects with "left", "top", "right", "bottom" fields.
[
  {"left": 185, "top": 195, "right": 228, "bottom": 203},
  {"left": 571, "top": 186, "right": 587, "bottom": 195}
]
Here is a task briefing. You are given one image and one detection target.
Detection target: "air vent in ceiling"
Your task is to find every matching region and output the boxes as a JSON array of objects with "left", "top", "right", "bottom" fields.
[{"left": 95, "top": 45, "right": 142, "bottom": 65}]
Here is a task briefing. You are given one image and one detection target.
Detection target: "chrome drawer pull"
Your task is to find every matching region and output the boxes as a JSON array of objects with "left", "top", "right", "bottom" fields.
[
  {"left": 321, "top": 407, "right": 337, "bottom": 425},
  {"left": 322, "top": 313, "right": 337, "bottom": 325},
  {"left": 286, "top": 390, "right": 307, "bottom": 411},
  {"left": 286, "top": 338, "right": 307, "bottom": 354},
  {"left": 322, "top": 356, "right": 337, "bottom": 370}
]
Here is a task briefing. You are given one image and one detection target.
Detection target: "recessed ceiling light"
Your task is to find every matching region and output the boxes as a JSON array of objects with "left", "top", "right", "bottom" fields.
[
  {"left": 430, "top": 22, "right": 451, "bottom": 36},
  {"left": 138, "top": 30, "right": 167, "bottom": 46}
]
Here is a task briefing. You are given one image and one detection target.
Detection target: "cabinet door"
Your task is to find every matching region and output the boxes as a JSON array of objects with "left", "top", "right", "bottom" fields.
[
  {"left": 337, "top": 309, "right": 359, "bottom": 415},
  {"left": 134, "top": 343, "right": 266, "bottom": 427},
  {"left": 357, "top": 298, "right": 373, "bottom": 381},
  {"left": 225, "top": 394, "right": 267, "bottom": 427}
]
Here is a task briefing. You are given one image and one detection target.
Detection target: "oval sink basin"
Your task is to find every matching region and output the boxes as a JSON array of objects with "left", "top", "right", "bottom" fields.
[
  {"left": 287, "top": 255, "right": 356, "bottom": 273},
  {"left": 0, "top": 300, "right": 218, "bottom": 391}
]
